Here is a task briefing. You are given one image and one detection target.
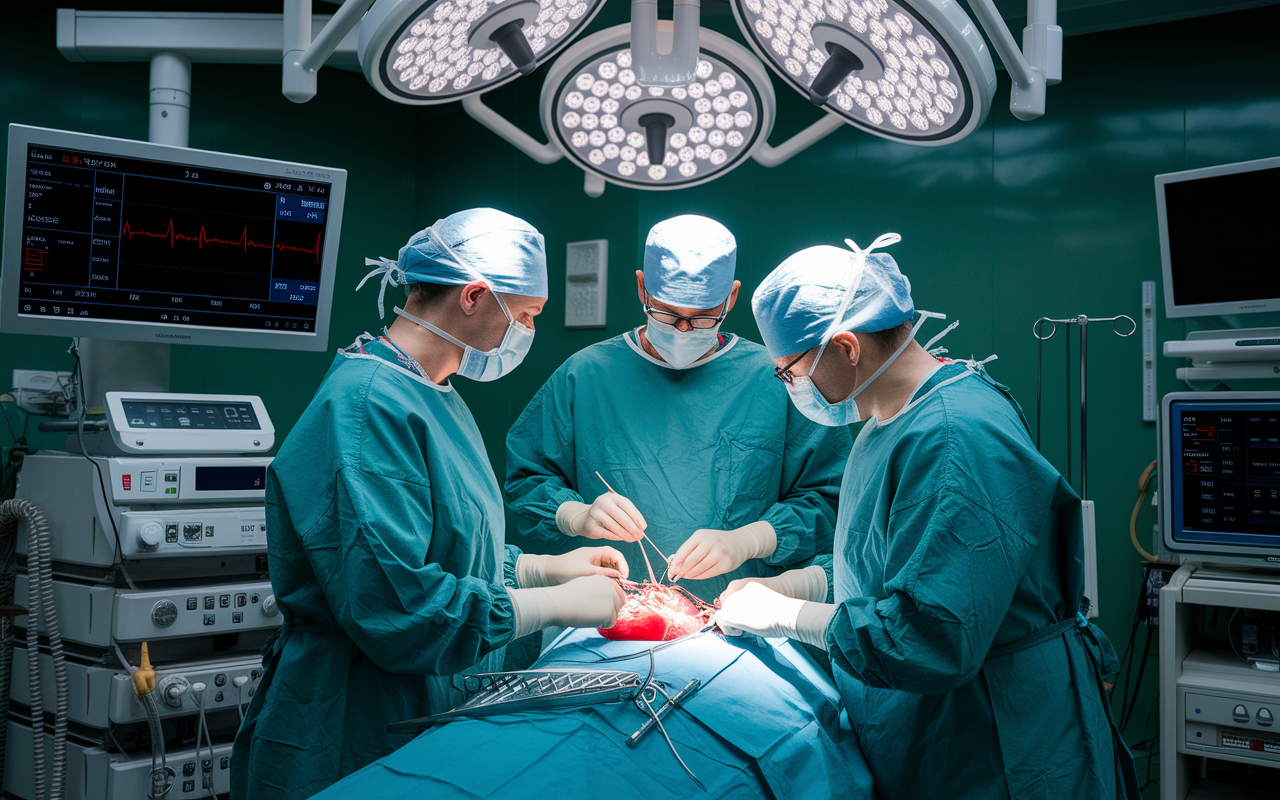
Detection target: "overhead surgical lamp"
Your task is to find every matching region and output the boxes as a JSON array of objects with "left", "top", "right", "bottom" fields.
[
  {"left": 728, "top": 0, "right": 1061, "bottom": 145},
  {"left": 462, "top": 23, "right": 847, "bottom": 196},
  {"left": 355, "top": 0, "right": 608, "bottom": 104}
]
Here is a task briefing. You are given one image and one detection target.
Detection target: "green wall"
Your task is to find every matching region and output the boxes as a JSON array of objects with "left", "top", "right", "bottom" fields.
[{"left": 4, "top": 2, "right": 1280, "bottom": 781}]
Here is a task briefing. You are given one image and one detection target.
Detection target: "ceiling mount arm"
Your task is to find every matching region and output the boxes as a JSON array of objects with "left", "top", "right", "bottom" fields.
[
  {"left": 967, "top": 0, "right": 1060, "bottom": 121},
  {"left": 461, "top": 94, "right": 563, "bottom": 165},
  {"left": 751, "top": 113, "right": 844, "bottom": 168},
  {"left": 630, "top": 0, "right": 701, "bottom": 86},
  {"left": 283, "top": 0, "right": 375, "bottom": 103}
]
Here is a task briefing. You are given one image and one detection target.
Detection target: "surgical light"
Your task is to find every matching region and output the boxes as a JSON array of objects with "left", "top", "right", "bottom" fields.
[
  {"left": 358, "top": 0, "right": 607, "bottom": 104},
  {"left": 729, "top": 0, "right": 996, "bottom": 145},
  {"left": 540, "top": 24, "right": 775, "bottom": 190}
]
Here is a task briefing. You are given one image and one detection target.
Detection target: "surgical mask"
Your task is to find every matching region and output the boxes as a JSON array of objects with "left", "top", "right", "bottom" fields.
[
  {"left": 786, "top": 311, "right": 944, "bottom": 427},
  {"left": 394, "top": 291, "right": 534, "bottom": 382},
  {"left": 645, "top": 316, "right": 722, "bottom": 368}
]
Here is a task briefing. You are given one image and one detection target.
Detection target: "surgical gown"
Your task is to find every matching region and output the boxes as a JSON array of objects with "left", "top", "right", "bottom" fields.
[
  {"left": 828, "top": 362, "right": 1136, "bottom": 800},
  {"left": 506, "top": 330, "right": 850, "bottom": 600},
  {"left": 231, "top": 337, "right": 519, "bottom": 800}
]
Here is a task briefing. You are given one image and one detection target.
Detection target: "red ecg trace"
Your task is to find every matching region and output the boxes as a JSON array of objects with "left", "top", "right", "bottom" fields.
[{"left": 122, "top": 218, "right": 323, "bottom": 263}]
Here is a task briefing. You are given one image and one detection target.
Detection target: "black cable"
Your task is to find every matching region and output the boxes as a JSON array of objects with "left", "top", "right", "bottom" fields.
[
  {"left": 1112, "top": 568, "right": 1148, "bottom": 727},
  {"left": 1120, "top": 625, "right": 1156, "bottom": 734},
  {"left": 0, "top": 392, "right": 18, "bottom": 442},
  {"left": 69, "top": 342, "right": 131, "bottom": 584}
]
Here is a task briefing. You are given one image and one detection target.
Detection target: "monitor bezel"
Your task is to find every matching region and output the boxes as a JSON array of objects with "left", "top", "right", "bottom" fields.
[
  {"left": 1160, "top": 390, "right": 1280, "bottom": 566},
  {"left": 3, "top": 124, "right": 346, "bottom": 351},
  {"left": 1155, "top": 155, "right": 1280, "bottom": 319}
]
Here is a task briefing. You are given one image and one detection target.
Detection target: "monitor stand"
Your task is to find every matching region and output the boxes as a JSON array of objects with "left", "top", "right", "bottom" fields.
[{"left": 79, "top": 339, "right": 170, "bottom": 413}]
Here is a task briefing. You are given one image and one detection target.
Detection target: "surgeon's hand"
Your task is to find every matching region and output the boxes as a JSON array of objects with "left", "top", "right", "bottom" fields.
[
  {"left": 713, "top": 581, "right": 836, "bottom": 650},
  {"left": 556, "top": 493, "right": 647, "bottom": 543},
  {"left": 668, "top": 521, "right": 777, "bottom": 581},
  {"left": 517, "top": 547, "right": 630, "bottom": 588},
  {"left": 508, "top": 575, "right": 626, "bottom": 638},
  {"left": 720, "top": 565, "right": 828, "bottom": 604}
]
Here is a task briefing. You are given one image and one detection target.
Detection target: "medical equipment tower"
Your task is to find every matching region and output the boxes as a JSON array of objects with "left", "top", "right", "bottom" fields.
[{"left": 0, "top": 122, "right": 346, "bottom": 799}]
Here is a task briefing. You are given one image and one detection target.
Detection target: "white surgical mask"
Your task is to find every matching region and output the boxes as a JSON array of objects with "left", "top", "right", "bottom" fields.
[
  {"left": 394, "top": 291, "right": 534, "bottom": 382},
  {"left": 786, "top": 311, "right": 944, "bottom": 427},
  {"left": 645, "top": 316, "right": 722, "bottom": 368}
]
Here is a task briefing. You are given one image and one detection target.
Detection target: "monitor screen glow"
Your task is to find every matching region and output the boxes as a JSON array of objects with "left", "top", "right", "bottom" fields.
[{"left": 3, "top": 125, "right": 347, "bottom": 351}]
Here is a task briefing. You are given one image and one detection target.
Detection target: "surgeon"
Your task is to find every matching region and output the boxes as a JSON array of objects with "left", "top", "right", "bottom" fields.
[
  {"left": 232, "top": 209, "right": 628, "bottom": 800},
  {"left": 505, "top": 215, "right": 850, "bottom": 603},
  {"left": 714, "top": 235, "right": 1140, "bottom": 800}
]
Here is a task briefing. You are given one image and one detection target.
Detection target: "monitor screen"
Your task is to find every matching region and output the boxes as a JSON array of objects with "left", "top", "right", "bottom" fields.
[
  {"left": 3, "top": 125, "right": 346, "bottom": 351},
  {"left": 1166, "top": 396, "right": 1280, "bottom": 558},
  {"left": 1156, "top": 156, "right": 1280, "bottom": 319}
]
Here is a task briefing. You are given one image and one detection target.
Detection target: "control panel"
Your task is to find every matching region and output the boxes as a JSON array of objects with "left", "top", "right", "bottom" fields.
[
  {"left": 4, "top": 720, "right": 235, "bottom": 800},
  {"left": 106, "top": 457, "right": 270, "bottom": 504},
  {"left": 1178, "top": 646, "right": 1280, "bottom": 767},
  {"left": 13, "top": 576, "right": 279, "bottom": 648},
  {"left": 121, "top": 507, "right": 266, "bottom": 557},
  {"left": 1184, "top": 691, "right": 1280, "bottom": 762},
  {"left": 105, "top": 391, "right": 274, "bottom": 455},
  {"left": 10, "top": 647, "right": 263, "bottom": 728},
  {"left": 15, "top": 453, "right": 270, "bottom": 567}
]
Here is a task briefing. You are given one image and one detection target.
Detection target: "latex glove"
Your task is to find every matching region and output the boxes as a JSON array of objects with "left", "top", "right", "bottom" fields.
[
  {"left": 556, "top": 493, "right": 647, "bottom": 542},
  {"left": 508, "top": 575, "right": 626, "bottom": 640},
  {"left": 720, "top": 565, "right": 828, "bottom": 603},
  {"left": 668, "top": 521, "right": 777, "bottom": 581},
  {"left": 712, "top": 581, "right": 836, "bottom": 650},
  {"left": 515, "top": 547, "right": 630, "bottom": 588}
]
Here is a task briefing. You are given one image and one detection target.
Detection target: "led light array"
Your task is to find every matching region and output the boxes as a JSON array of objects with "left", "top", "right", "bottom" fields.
[
  {"left": 377, "top": 0, "right": 597, "bottom": 102},
  {"left": 736, "top": 0, "right": 968, "bottom": 139},
  {"left": 550, "top": 48, "right": 765, "bottom": 187}
]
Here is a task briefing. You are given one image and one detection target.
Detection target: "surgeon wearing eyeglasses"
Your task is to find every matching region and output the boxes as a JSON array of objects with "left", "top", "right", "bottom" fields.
[
  {"left": 505, "top": 215, "right": 851, "bottom": 602},
  {"left": 713, "top": 235, "right": 1140, "bottom": 800}
]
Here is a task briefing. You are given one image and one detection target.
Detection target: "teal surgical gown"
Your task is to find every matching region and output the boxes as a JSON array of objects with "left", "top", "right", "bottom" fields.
[
  {"left": 828, "top": 362, "right": 1137, "bottom": 800},
  {"left": 506, "top": 329, "right": 850, "bottom": 600},
  {"left": 231, "top": 336, "right": 519, "bottom": 800}
]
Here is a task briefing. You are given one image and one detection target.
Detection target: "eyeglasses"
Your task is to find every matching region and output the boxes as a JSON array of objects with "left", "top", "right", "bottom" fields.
[
  {"left": 774, "top": 348, "right": 814, "bottom": 385},
  {"left": 643, "top": 293, "right": 727, "bottom": 330}
]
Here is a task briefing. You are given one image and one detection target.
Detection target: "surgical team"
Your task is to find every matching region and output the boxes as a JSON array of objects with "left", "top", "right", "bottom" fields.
[{"left": 231, "top": 209, "right": 1140, "bottom": 800}]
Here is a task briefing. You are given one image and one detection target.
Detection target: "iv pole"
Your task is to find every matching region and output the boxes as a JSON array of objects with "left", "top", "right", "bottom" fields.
[{"left": 1033, "top": 313, "right": 1136, "bottom": 618}]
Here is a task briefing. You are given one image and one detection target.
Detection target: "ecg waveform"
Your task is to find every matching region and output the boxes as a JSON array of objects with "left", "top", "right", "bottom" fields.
[{"left": 122, "top": 218, "right": 323, "bottom": 263}]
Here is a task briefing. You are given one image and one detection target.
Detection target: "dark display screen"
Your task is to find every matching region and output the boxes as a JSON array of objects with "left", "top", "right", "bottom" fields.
[
  {"left": 1172, "top": 401, "right": 1280, "bottom": 549},
  {"left": 195, "top": 466, "right": 266, "bottom": 492},
  {"left": 1164, "top": 167, "right": 1280, "bottom": 310},
  {"left": 18, "top": 143, "right": 330, "bottom": 332},
  {"left": 121, "top": 399, "right": 261, "bottom": 430}
]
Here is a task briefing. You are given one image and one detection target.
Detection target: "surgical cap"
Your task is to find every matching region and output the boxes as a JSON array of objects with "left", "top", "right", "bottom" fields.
[
  {"left": 751, "top": 235, "right": 914, "bottom": 359},
  {"left": 643, "top": 215, "right": 737, "bottom": 309},
  {"left": 400, "top": 208, "right": 548, "bottom": 298}
]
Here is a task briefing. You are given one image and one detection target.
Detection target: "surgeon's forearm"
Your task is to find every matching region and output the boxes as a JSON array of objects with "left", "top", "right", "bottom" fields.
[
  {"left": 507, "top": 587, "right": 557, "bottom": 640},
  {"left": 760, "top": 498, "right": 829, "bottom": 565},
  {"left": 555, "top": 500, "right": 591, "bottom": 537},
  {"left": 793, "top": 602, "right": 837, "bottom": 650},
  {"left": 768, "top": 565, "right": 829, "bottom": 603}
]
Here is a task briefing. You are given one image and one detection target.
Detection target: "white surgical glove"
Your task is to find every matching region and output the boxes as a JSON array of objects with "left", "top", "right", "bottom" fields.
[
  {"left": 720, "top": 565, "right": 828, "bottom": 603},
  {"left": 669, "top": 521, "right": 777, "bottom": 582},
  {"left": 556, "top": 492, "right": 647, "bottom": 543},
  {"left": 515, "top": 547, "right": 630, "bottom": 588},
  {"left": 713, "top": 581, "right": 836, "bottom": 650},
  {"left": 507, "top": 575, "right": 626, "bottom": 640}
]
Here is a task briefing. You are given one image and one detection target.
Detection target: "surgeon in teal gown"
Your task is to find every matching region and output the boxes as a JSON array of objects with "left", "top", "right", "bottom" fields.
[
  {"left": 231, "top": 210, "right": 628, "bottom": 800},
  {"left": 506, "top": 216, "right": 850, "bottom": 602},
  {"left": 715, "top": 235, "right": 1140, "bottom": 800}
]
